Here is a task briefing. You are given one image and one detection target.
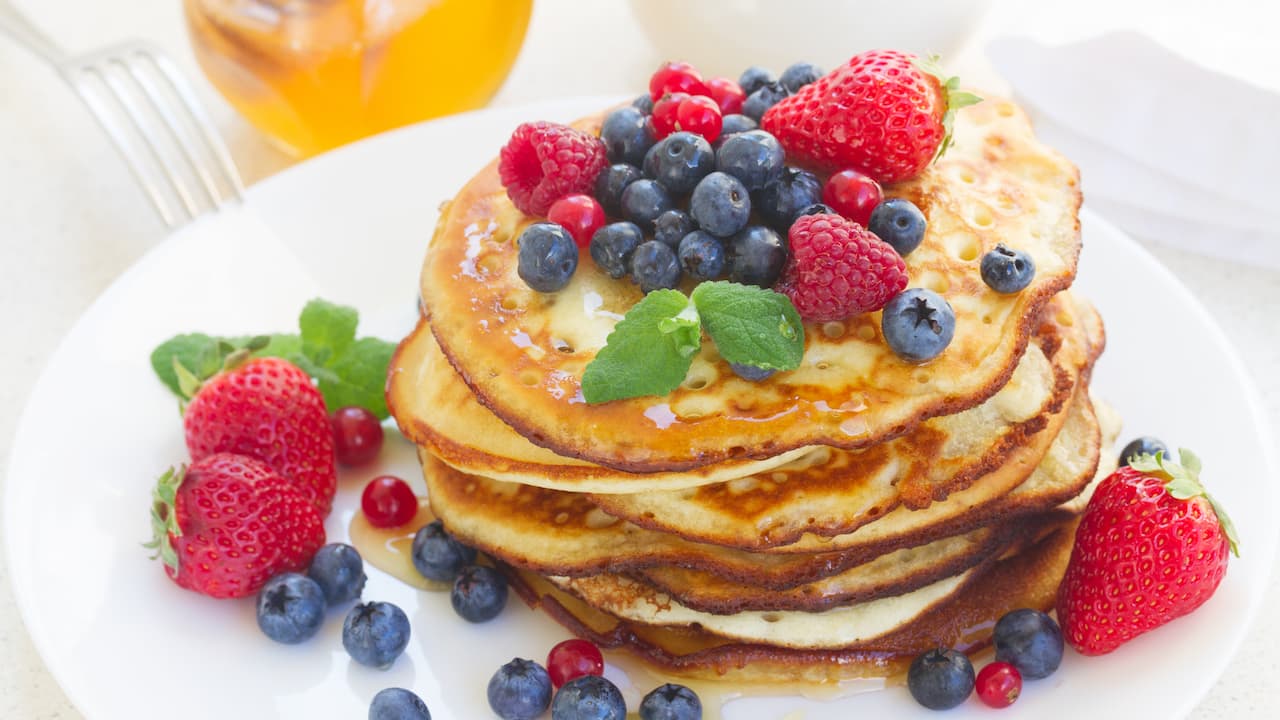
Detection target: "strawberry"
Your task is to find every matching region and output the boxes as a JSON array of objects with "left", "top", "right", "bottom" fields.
[
  {"left": 177, "top": 354, "right": 336, "bottom": 515},
  {"left": 761, "top": 50, "right": 982, "bottom": 184},
  {"left": 1056, "top": 449, "right": 1239, "bottom": 656},
  {"left": 146, "top": 453, "right": 325, "bottom": 599}
]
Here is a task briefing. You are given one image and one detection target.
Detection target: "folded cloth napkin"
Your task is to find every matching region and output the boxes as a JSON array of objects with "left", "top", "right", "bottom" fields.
[{"left": 987, "top": 31, "right": 1280, "bottom": 269}]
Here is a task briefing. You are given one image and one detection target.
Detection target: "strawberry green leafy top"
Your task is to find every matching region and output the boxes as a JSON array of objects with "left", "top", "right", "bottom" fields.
[{"left": 1129, "top": 449, "right": 1240, "bottom": 556}]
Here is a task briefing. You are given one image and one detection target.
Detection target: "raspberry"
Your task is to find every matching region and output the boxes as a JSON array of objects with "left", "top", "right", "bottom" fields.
[
  {"left": 499, "top": 121, "right": 609, "bottom": 216},
  {"left": 776, "top": 214, "right": 907, "bottom": 322}
]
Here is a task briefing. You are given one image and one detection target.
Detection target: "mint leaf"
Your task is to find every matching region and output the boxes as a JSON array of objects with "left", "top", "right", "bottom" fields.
[
  {"left": 149, "top": 333, "right": 227, "bottom": 396},
  {"left": 582, "top": 290, "right": 700, "bottom": 404},
  {"left": 692, "top": 281, "right": 804, "bottom": 371},
  {"left": 299, "top": 299, "right": 358, "bottom": 366},
  {"left": 316, "top": 337, "right": 397, "bottom": 418}
]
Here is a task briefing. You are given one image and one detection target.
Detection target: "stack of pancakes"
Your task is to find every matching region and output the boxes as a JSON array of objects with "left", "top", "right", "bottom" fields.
[{"left": 388, "top": 98, "right": 1118, "bottom": 681}]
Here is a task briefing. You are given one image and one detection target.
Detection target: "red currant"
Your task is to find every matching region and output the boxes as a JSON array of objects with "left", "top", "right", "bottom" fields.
[
  {"left": 822, "top": 169, "right": 883, "bottom": 227},
  {"left": 548, "top": 194, "right": 606, "bottom": 248},
  {"left": 649, "top": 61, "right": 709, "bottom": 102},
  {"left": 360, "top": 475, "right": 418, "bottom": 528},
  {"left": 676, "top": 96, "right": 723, "bottom": 143},
  {"left": 706, "top": 77, "right": 745, "bottom": 115},
  {"left": 546, "top": 638, "right": 604, "bottom": 688},
  {"left": 331, "top": 406, "right": 384, "bottom": 466},
  {"left": 976, "top": 661, "right": 1022, "bottom": 709},
  {"left": 649, "top": 92, "right": 689, "bottom": 140}
]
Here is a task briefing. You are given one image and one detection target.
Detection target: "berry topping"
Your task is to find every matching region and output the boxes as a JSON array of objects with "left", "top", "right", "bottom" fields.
[
  {"left": 776, "top": 214, "right": 908, "bottom": 322},
  {"left": 653, "top": 209, "right": 696, "bottom": 249},
  {"left": 360, "top": 475, "right": 418, "bottom": 529},
  {"left": 1119, "top": 436, "right": 1170, "bottom": 467},
  {"left": 677, "top": 230, "right": 726, "bottom": 281},
  {"left": 589, "top": 222, "right": 645, "bottom": 279},
  {"left": 546, "top": 639, "right": 605, "bottom": 688},
  {"left": 1057, "top": 450, "right": 1238, "bottom": 656},
  {"left": 255, "top": 573, "right": 326, "bottom": 644},
  {"left": 632, "top": 94, "right": 654, "bottom": 115},
  {"left": 763, "top": 50, "right": 981, "bottom": 183},
  {"left": 690, "top": 171, "right": 751, "bottom": 238},
  {"left": 331, "top": 406, "right": 383, "bottom": 467},
  {"left": 754, "top": 166, "right": 822, "bottom": 233},
  {"left": 980, "top": 243, "right": 1036, "bottom": 294},
  {"left": 631, "top": 240, "right": 682, "bottom": 293},
  {"left": 649, "top": 92, "right": 689, "bottom": 140},
  {"left": 594, "top": 163, "right": 642, "bottom": 217},
  {"left": 726, "top": 225, "right": 788, "bottom": 287},
  {"left": 600, "top": 107, "right": 656, "bottom": 168},
  {"left": 907, "top": 648, "right": 974, "bottom": 710},
  {"left": 881, "top": 288, "right": 956, "bottom": 362},
  {"left": 649, "top": 61, "right": 709, "bottom": 102},
  {"left": 737, "top": 65, "right": 776, "bottom": 96},
  {"left": 742, "top": 81, "right": 789, "bottom": 122},
  {"left": 779, "top": 61, "right": 823, "bottom": 93},
  {"left": 307, "top": 542, "right": 366, "bottom": 606},
  {"left": 730, "top": 362, "right": 775, "bottom": 382},
  {"left": 821, "top": 168, "right": 883, "bottom": 227},
  {"left": 675, "top": 95, "right": 723, "bottom": 143},
  {"left": 993, "top": 608, "right": 1063, "bottom": 680},
  {"left": 706, "top": 77, "right": 746, "bottom": 115},
  {"left": 639, "top": 683, "right": 702, "bottom": 720},
  {"left": 499, "top": 121, "right": 609, "bottom": 216},
  {"left": 342, "top": 601, "right": 411, "bottom": 669},
  {"left": 797, "top": 202, "right": 835, "bottom": 218},
  {"left": 411, "top": 519, "right": 477, "bottom": 582},
  {"left": 488, "top": 658, "right": 553, "bottom": 720},
  {"left": 548, "top": 194, "right": 607, "bottom": 249},
  {"left": 370, "top": 688, "right": 431, "bottom": 720},
  {"left": 717, "top": 113, "right": 758, "bottom": 139},
  {"left": 517, "top": 222, "right": 579, "bottom": 292},
  {"left": 975, "top": 662, "right": 1022, "bottom": 709},
  {"left": 648, "top": 132, "right": 716, "bottom": 194},
  {"left": 551, "top": 675, "right": 626, "bottom": 720},
  {"left": 715, "top": 129, "right": 785, "bottom": 192},
  {"left": 452, "top": 564, "right": 508, "bottom": 623},
  {"left": 621, "top": 179, "right": 675, "bottom": 232},
  {"left": 868, "top": 198, "right": 927, "bottom": 257}
]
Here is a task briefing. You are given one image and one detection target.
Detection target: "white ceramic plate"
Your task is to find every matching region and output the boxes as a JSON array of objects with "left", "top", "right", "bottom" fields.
[{"left": 6, "top": 98, "right": 1277, "bottom": 720}]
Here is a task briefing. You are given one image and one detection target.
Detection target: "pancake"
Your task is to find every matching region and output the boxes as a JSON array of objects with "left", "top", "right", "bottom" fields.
[{"left": 419, "top": 98, "right": 1083, "bottom": 472}]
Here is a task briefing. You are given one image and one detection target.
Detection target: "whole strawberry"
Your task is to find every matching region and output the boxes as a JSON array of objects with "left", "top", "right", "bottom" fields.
[
  {"left": 179, "top": 355, "right": 336, "bottom": 515},
  {"left": 762, "top": 50, "right": 981, "bottom": 184},
  {"left": 1057, "top": 449, "right": 1239, "bottom": 656},
  {"left": 147, "top": 453, "right": 325, "bottom": 599},
  {"left": 775, "top": 213, "right": 908, "bottom": 322}
]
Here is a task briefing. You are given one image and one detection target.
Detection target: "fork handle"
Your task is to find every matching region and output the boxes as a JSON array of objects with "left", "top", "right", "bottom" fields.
[{"left": 0, "top": 1, "right": 68, "bottom": 65}]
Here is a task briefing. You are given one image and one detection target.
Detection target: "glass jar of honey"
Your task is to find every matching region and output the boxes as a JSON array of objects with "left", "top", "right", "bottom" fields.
[{"left": 184, "top": 0, "right": 532, "bottom": 157}]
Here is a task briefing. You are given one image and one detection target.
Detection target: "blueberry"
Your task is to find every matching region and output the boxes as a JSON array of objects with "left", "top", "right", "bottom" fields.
[
  {"left": 642, "top": 143, "right": 661, "bottom": 178},
  {"left": 369, "top": 688, "right": 431, "bottom": 720},
  {"left": 690, "top": 172, "right": 751, "bottom": 238},
  {"left": 594, "top": 164, "right": 643, "bottom": 217},
  {"left": 600, "top": 107, "right": 655, "bottom": 168},
  {"left": 718, "top": 114, "right": 758, "bottom": 139},
  {"left": 621, "top": 179, "right": 674, "bottom": 232},
  {"left": 729, "top": 362, "right": 774, "bottom": 382},
  {"left": 741, "top": 82, "right": 788, "bottom": 122},
  {"left": 754, "top": 167, "right": 822, "bottom": 232},
  {"left": 882, "top": 288, "right": 956, "bottom": 362},
  {"left": 649, "top": 132, "right": 715, "bottom": 194},
  {"left": 980, "top": 243, "right": 1036, "bottom": 294},
  {"left": 550, "top": 675, "right": 626, "bottom": 720},
  {"left": 653, "top": 209, "right": 696, "bottom": 249},
  {"left": 639, "top": 683, "right": 701, "bottom": 720},
  {"left": 715, "top": 130, "right": 785, "bottom": 192},
  {"left": 994, "top": 608, "right": 1064, "bottom": 680},
  {"left": 869, "top": 198, "right": 927, "bottom": 257},
  {"left": 488, "top": 658, "right": 553, "bottom": 720},
  {"left": 632, "top": 93, "right": 654, "bottom": 115},
  {"left": 589, "top": 222, "right": 645, "bottom": 279},
  {"left": 677, "top": 231, "right": 726, "bottom": 281},
  {"left": 411, "top": 520, "right": 477, "bottom": 582},
  {"left": 308, "top": 543, "right": 366, "bottom": 606},
  {"left": 256, "top": 573, "right": 326, "bottom": 644},
  {"left": 1119, "top": 436, "right": 1170, "bottom": 467},
  {"left": 907, "top": 648, "right": 974, "bottom": 710},
  {"left": 343, "top": 601, "right": 411, "bottom": 669},
  {"left": 738, "top": 65, "right": 776, "bottom": 96},
  {"left": 797, "top": 203, "right": 835, "bottom": 218},
  {"left": 451, "top": 564, "right": 508, "bottom": 623},
  {"left": 517, "top": 223, "right": 578, "bottom": 293},
  {"left": 631, "top": 241, "right": 682, "bottom": 293},
  {"left": 726, "top": 225, "right": 787, "bottom": 287},
  {"left": 779, "top": 62, "right": 823, "bottom": 93}
]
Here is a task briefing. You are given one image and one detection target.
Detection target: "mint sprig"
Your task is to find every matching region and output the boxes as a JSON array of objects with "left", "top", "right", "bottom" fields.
[
  {"left": 581, "top": 282, "right": 805, "bottom": 404},
  {"left": 149, "top": 298, "right": 397, "bottom": 419},
  {"left": 1129, "top": 448, "right": 1240, "bottom": 557}
]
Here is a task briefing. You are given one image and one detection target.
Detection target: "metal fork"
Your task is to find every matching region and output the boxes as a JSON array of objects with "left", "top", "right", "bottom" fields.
[{"left": 0, "top": 1, "right": 244, "bottom": 227}]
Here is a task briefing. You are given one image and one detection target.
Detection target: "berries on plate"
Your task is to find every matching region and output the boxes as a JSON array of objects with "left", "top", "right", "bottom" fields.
[
  {"left": 547, "top": 639, "right": 604, "bottom": 688},
  {"left": 631, "top": 240, "right": 682, "bottom": 293},
  {"left": 649, "top": 61, "right": 708, "bottom": 102},
  {"left": 718, "top": 113, "right": 757, "bottom": 139},
  {"left": 980, "top": 243, "right": 1036, "bottom": 294},
  {"left": 741, "top": 81, "right": 788, "bottom": 122},
  {"left": 690, "top": 171, "right": 751, "bottom": 238},
  {"left": 594, "top": 164, "right": 642, "bottom": 217},
  {"left": 737, "top": 65, "right": 776, "bottom": 96},
  {"left": 411, "top": 519, "right": 478, "bottom": 582},
  {"left": 147, "top": 454, "right": 325, "bottom": 599},
  {"left": 821, "top": 168, "right": 883, "bottom": 227},
  {"left": 649, "top": 92, "right": 689, "bottom": 140},
  {"left": 779, "top": 61, "right": 822, "bottom": 93},
  {"left": 621, "top": 179, "right": 675, "bottom": 232},
  {"left": 639, "top": 683, "right": 701, "bottom": 720},
  {"left": 648, "top": 132, "right": 715, "bottom": 194},
  {"left": 551, "top": 675, "right": 626, "bottom": 720},
  {"left": 488, "top": 658, "right": 553, "bottom": 720},
  {"left": 370, "top": 688, "right": 431, "bottom": 720},
  {"left": 548, "top": 194, "right": 607, "bottom": 249},
  {"left": 308, "top": 542, "right": 367, "bottom": 606},
  {"left": 868, "top": 198, "right": 927, "bottom": 257},
  {"left": 907, "top": 647, "right": 974, "bottom": 710},
  {"left": 1119, "top": 436, "right": 1170, "bottom": 467},
  {"left": 1057, "top": 449, "right": 1238, "bottom": 656},
  {"left": 706, "top": 77, "right": 745, "bottom": 115},
  {"left": 678, "top": 230, "right": 726, "bottom": 281},
  {"left": 517, "top": 222, "right": 579, "bottom": 293},
  {"left": 726, "top": 225, "right": 787, "bottom": 288},
  {"left": 762, "top": 50, "right": 981, "bottom": 183},
  {"left": 452, "top": 564, "right": 509, "bottom": 623},
  {"left": 715, "top": 129, "right": 785, "bottom": 192},
  {"left": 600, "top": 107, "right": 655, "bottom": 168},
  {"left": 653, "top": 209, "right": 696, "bottom": 249},
  {"left": 331, "top": 405, "right": 384, "bottom": 467},
  {"left": 975, "top": 662, "right": 1022, "bottom": 709},
  {"left": 343, "top": 601, "right": 411, "bottom": 669},
  {"left": 500, "top": 121, "right": 609, "bottom": 216},
  {"left": 181, "top": 355, "right": 336, "bottom": 515},
  {"left": 776, "top": 214, "right": 908, "bottom": 322},
  {"left": 255, "top": 572, "right": 326, "bottom": 644},
  {"left": 754, "top": 166, "right": 822, "bottom": 233},
  {"left": 675, "top": 95, "right": 723, "bottom": 143},
  {"left": 590, "top": 222, "right": 645, "bottom": 279},
  {"left": 993, "top": 608, "right": 1063, "bottom": 680},
  {"left": 881, "top": 288, "right": 956, "bottom": 362},
  {"left": 361, "top": 475, "right": 419, "bottom": 529}
]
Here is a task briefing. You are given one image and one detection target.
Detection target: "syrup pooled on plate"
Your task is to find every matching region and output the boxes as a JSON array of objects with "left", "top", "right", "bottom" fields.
[{"left": 348, "top": 497, "right": 449, "bottom": 592}]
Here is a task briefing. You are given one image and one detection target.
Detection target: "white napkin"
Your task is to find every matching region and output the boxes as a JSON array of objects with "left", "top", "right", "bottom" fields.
[{"left": 987, "top": 31, "right": 1280, "bottom": 269}]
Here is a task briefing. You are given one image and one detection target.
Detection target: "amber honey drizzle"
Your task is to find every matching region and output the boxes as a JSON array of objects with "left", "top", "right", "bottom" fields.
[{"left": 348, "top": 499, "right": 450, "bottom": 592}]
